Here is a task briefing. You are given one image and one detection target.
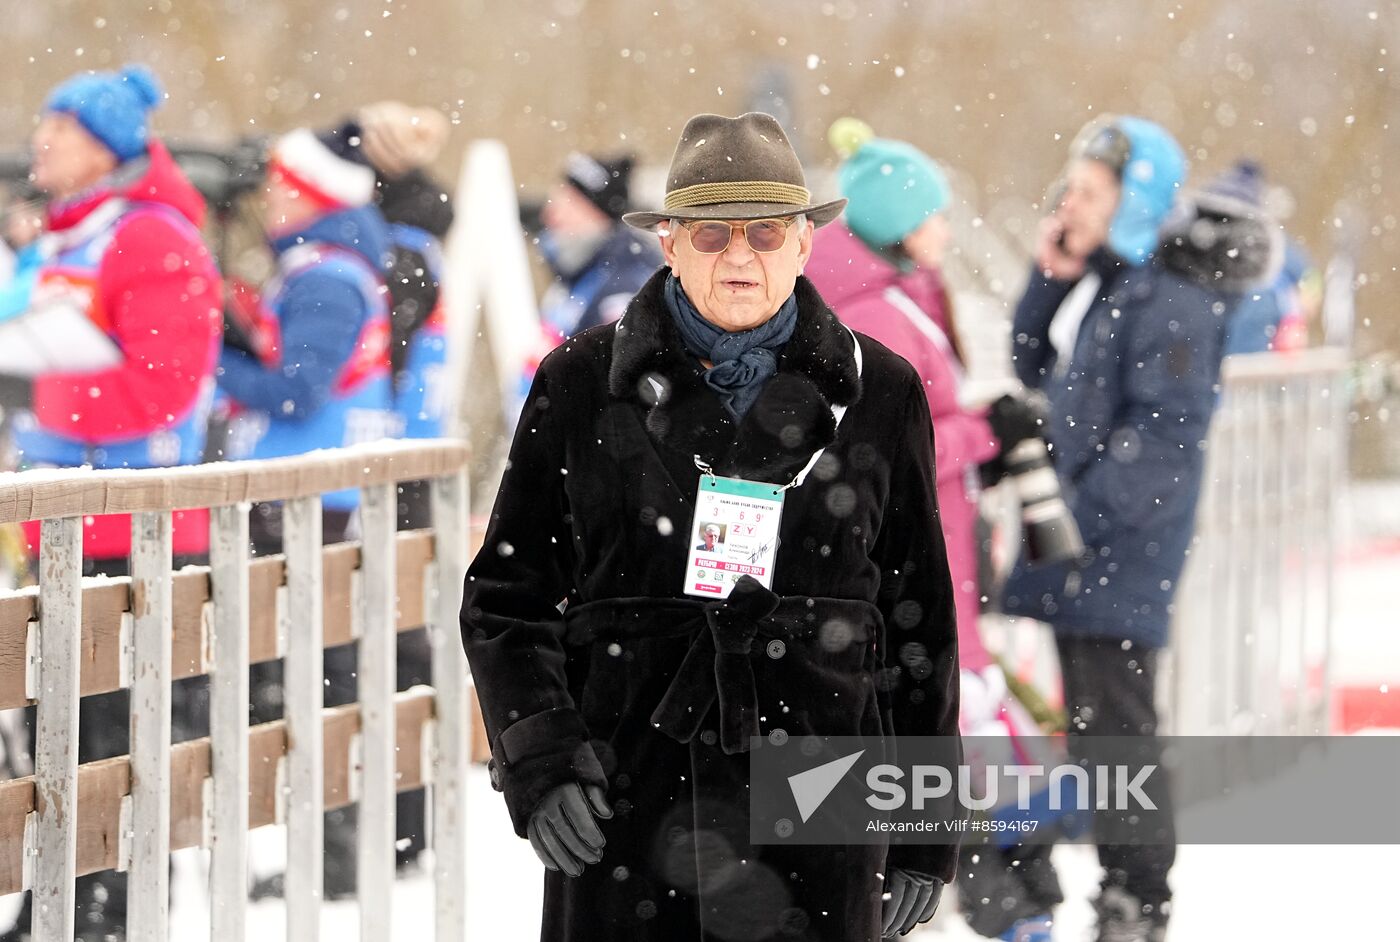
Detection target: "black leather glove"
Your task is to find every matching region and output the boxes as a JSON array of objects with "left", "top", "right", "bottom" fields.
[
  {"left": 977, "top": 453, "right": 1008, "bottom": 490},
  {"left": 882, "top": 868, "right": 944, "bottom": 937},
  {"left": 986, "top": 394, "right": 1044, "bottom": 454},
  {"left": 526, "top": 781, "right": 612, "bottom": 877}
]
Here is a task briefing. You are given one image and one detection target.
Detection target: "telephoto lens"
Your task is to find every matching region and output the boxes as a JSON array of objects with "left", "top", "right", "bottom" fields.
[
  {"left": 1002, "top": 435, "right": 1084, "bottom": 566},
  {"left": 981, "top": 391, "right": 1085, "bottom": 567}
]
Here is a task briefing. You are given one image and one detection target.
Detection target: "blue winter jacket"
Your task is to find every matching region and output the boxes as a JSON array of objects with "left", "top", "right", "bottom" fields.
[
  {"left": 217, "top": 205, "right": 395, "bottom": 510},
  {"left": 539, "top": 225, "right": 661, "bottom": 339},
  {"left": 1001, "top": 187, "right": 1278, "bottom": 648},
  {"left": 1001, "top": 248, "right": 1228, "bottom": 649},
  {"left": 1001, "top": 114, "right": 1282, "bottom": 647}
]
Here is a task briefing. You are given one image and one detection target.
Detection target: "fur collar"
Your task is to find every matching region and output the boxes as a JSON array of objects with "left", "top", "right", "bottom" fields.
[
  {"left": 1158, "top": 190, "right": 1282, "bottom": 296},
  {"left": 608, "top": 268, "right": 862, "bottom": 485}
]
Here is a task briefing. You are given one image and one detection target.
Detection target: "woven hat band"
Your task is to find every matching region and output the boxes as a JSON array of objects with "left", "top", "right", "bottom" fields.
[{"left": 663, "top": 180, "right": 812, "bottom": 212}]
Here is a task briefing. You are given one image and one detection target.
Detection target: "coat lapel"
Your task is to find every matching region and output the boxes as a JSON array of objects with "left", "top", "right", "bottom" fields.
[{"left": 609, "top": 268, "right": 863, "bottom": 486}]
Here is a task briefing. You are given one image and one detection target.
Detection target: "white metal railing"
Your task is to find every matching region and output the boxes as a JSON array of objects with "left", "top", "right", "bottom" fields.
[
  {"left": 980, "top": 348, "right": 1349, "bottom": 737},
  {"left": 1164, "top": 347, "right": 1348, "bottom": 735},
  {"left": 0, "top": 439, "right": 472, "bottom": 942}
]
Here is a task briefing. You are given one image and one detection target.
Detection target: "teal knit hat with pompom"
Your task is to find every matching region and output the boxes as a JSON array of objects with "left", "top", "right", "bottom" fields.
[{"left": 829, "top": 117, "right": 950, "bottom": 250}]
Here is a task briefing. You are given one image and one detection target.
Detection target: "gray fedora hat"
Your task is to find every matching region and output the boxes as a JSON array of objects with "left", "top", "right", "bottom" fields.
[{"left": 623, "top": 112, "right": 846, "bottom": 230}]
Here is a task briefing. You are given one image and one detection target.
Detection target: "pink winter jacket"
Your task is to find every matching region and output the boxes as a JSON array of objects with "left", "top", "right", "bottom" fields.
[{"left": 807, "top": 222, "right": 998, "bottom": 670}]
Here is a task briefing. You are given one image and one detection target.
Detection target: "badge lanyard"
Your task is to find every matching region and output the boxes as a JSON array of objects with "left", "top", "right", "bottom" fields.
[{"left": 682, "top": 326, "right": 862, "bottom": 599}]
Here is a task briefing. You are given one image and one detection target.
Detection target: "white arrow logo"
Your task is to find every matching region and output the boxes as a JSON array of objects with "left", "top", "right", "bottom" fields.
[{"left": 787, "top": 749, "right": 865, "bottom": 823}]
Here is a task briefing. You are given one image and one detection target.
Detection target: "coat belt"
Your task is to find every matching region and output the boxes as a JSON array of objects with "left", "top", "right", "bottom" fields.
[{"left": 563, "top": 576, "right": 880, "bottom": 755}]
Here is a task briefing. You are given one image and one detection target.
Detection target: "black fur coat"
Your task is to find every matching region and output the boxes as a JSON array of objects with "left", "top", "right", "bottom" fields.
[{"left": 461, "top": 268, "right": 960, "bottom": 941}]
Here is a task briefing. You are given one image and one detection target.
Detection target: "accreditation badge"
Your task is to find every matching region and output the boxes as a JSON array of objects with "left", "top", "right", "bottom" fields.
[{"left": 684, "top": 473, "right": 785, "bottom": 599}]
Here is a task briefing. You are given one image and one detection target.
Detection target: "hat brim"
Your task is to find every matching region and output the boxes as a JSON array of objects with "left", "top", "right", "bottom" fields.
[{"left": 623, "top": 197, "right": 847, "bottom": 231}]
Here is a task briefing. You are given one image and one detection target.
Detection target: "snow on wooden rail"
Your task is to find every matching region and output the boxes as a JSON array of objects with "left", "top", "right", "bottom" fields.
[
  {"left": 0, "top": 439, "right": 470, "bottom": 526},
  {"left": 0, "top": 441, "right": 473, "bottom": 942}
]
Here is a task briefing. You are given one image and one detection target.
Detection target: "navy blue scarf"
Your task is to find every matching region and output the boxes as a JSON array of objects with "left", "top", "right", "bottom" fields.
[{"left": 663, "top": 274, "right": 798, "bottom": 420}]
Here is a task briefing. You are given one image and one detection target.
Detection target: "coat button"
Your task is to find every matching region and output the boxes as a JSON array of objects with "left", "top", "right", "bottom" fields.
[
  {"left": 700, "top": 729, "right": 718, "bottom": 746},
  {"left": 766, "top": 639, "right": 786, "bottom": 659}
]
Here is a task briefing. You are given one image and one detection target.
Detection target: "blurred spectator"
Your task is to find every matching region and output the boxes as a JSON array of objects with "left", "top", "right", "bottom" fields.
[
  {"left": 807, "top": 117, "right": 999, "bottom": 672},
  {"left": 322, "top": 102, "right": 456, "bottom": 871},
  {"left": 215, "top": 125, "right": 395, "bottom": 902},
  {"left": 1206, "top": 160, "right": 1313, "bottom": 356},
  {"left": 513, "top": 152, "right": 660, "bottom": 414},
  {"left": 3, "top": 65, "right": 222, "bottom": 564},
  {"left": 984, "top": 116, "right": 1276, "bottom": 942},
  {"left": 538, "top": 151, "right": 660, "bottom": 339},
  {"left": 331, "top": 103, "right": 456, "bottom": 529},
  {"left": 216, "top": 126, "right": 396, "bottom": 543},
  {"left": 0, "top": 63, "right": 222, "bottom": 942}
]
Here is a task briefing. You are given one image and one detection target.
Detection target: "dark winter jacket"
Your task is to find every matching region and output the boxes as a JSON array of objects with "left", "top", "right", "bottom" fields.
[
  {"left": 1001, "top": 196, "right": 1276, "bottom": 649},
  {"left": 539, "top": 224, "right": 661, "bottom": 339},
  {"left": 461, "top": 268, "right": 960, "bottom": 939}
]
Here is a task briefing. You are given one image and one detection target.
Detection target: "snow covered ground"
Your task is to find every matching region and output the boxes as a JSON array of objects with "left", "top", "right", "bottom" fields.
[{"left": 150, "top": 759, "right": 1394, "bottom": 941}]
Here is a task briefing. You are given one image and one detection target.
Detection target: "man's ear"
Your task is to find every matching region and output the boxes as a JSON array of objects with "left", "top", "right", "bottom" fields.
[
  {"left": 658, "top": 222, "right": 678, "bottom": 267},
  {"left": 795, "top": 219, "right": 814, "bottom": 271}
]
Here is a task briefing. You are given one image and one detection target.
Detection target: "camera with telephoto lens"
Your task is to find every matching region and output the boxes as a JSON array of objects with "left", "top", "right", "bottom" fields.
[{"left": 984, "top": 392, "right": 1084, "bottom": 567}]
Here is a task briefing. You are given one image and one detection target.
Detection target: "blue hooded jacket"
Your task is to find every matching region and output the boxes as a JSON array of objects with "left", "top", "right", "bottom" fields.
[
  {"left": 218, "top": 205, "right": 395, "bottom": 509},
  {"left": 1002, "top": 120, "right": 1275, "bottom": 649},
  {"left": 1104, "top": 117, "right": 1187, "bottom": 265}
]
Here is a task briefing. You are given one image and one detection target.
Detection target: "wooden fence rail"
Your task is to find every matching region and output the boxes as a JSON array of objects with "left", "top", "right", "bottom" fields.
[{"left": 0, "top": 440, "right": 477, "bottom": 942}]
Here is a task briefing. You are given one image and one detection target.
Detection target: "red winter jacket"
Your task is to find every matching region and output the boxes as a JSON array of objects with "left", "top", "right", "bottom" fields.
[{"left": 20, "top": 140, "right": 222, "bottom": 559}]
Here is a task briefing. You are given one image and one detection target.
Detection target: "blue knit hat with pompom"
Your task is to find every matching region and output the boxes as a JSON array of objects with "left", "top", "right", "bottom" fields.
[{"left": 44, "top": 64, "right": 164, "bottom": 162}]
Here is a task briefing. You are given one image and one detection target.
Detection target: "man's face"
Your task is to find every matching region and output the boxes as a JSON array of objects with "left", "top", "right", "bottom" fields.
[
  {"left": 262, "top": 168, "right": 324, "bottom": 236},
  {"left": 30, "top": 112, "right": 117, "bottom": 200},
  {"left": 1057, "top": 158, "right": 1121, "bottom": 259},
  {"left": 541, "top": 182, "right": 610, "bottom": 238},
  {"left": 660, "top": 216, "right": 812, "bottom": 332}
]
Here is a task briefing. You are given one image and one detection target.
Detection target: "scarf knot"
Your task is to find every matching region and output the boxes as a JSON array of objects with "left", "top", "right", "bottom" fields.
[{"left": 663, "top": 274, "right": 797, "bottom": 420}]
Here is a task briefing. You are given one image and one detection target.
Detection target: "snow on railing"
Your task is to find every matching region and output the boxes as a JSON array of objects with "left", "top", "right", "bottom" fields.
[{"left": 0, "top": 439, "right": 472, "bottom": 942}]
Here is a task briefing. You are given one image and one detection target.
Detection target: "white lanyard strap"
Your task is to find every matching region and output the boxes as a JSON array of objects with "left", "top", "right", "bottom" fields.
[{"left": 788, "top": 323, "right": 862, "bottom": 489}]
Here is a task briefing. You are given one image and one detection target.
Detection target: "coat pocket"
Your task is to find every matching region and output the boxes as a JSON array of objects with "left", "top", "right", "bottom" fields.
[
  {"left": 752, "top": 613, "right": 879, "bottom": 739},
  {"left": 577, "top": 634, "right": 693, "bottom": 743}
]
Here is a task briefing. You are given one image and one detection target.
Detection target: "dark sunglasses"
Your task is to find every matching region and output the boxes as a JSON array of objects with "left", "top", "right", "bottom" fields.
[{"left": 674, "top": 217, "right": 796, "bottom": 254}]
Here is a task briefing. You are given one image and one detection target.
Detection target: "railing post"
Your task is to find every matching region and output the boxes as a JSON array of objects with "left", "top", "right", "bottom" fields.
[
  {"left": 430, "top": 470, "right": 470, "bottom": 941},
  {"left": 128, "top": 511, "right": 173, "bottom": 942},
  {"left": 284, "top": 495, "right": 324, "bottom": 939},
  {"left": 1319, "top": 368, "right": 1343, "bottom": 732},
  {"left": 358, "top": 483, "right": 397, "bottom": 941},
  {"left": 32, "top": 516, "right": 82, "bottom": 942},
  {"left": 209, "top": 502, "right": 250, "bottom": 940}
]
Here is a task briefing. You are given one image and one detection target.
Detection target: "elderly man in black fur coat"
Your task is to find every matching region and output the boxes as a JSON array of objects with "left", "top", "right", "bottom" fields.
[{"left": 461, "top": 113, "right": 961, "bottom": 941}]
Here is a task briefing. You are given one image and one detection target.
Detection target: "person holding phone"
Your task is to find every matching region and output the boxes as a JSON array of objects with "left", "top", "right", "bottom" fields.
[{"left": 987, "top": 116, "right": 1277, "bottom": 942}]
